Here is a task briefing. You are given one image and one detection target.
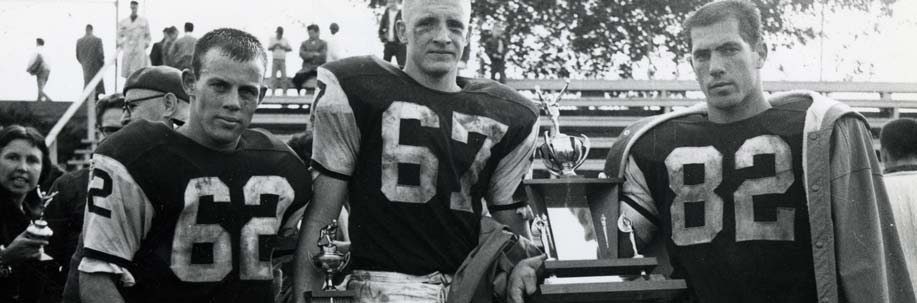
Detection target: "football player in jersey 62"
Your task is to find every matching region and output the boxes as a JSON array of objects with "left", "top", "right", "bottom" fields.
[{"left": 78, "top": 28, "right": 310, "bottom": 303}]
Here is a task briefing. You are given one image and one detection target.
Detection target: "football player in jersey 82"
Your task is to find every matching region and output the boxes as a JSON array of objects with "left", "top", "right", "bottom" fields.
[
  {"left": 606, "top": 0, "right": 915, "bottom": 302},
  {"left": 78, "top": 28, "right": 310, "bottom": 303},
  {"left": 293, "top": 0, "right": 545, "bottom": 302}
]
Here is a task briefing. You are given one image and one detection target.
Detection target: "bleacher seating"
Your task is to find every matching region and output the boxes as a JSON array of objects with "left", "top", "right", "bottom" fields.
[{"left": 251, "top": 79, "right": 917, "bottom": 177}]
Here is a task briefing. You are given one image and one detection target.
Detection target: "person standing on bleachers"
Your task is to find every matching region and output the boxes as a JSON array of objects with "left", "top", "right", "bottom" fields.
[
  {"left": 268, "top": 26, "right": 292, "bottom": 96},
  {"left": 76, "top": 24, "right": 105, "bottom": 98},
  {"left": 378, "top": 0, "right": 404, "bottom": 67},
  {"left": 117, "top": 0, "right": 151, "bottom": 79},
  {"left": 326, "top": 23, "right": 346, "bottom": 62},
  {"left": 168, "top": 22, "right": 197, "bottom": 71},
  {"left": 26, "top": 38, "right": 52, "bottom": 102},
  {"left": 293, "top": 24, "right": 326, "bottom": 96},
  {"left": 880, "top": 118, "right": 917, "bottom": 296},
  {"left": 484, "top": 23, "right": 508, "bottom": 84}
]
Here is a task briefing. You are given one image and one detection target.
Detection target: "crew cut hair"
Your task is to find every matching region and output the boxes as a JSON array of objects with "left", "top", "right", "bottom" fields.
[
  {"left": 683, "top": 0, "right": 763, "bottom": 48},
  {"left": 881, "top": 118, "right": 917, "bottom": 160},
  {"left": 191, "top": 28, "right": 267, "bottom": 77}
]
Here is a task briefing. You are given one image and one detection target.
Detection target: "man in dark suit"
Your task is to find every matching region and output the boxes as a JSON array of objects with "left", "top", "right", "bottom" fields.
[
  {"left": 378, "top": 0, "right": 404, "bottom": 67},
  {"left": 76, "top": 24, "right": 105, "bottom": 97},
  {"left": 149, "top": 27, "right": 169, "bottom": 66}
]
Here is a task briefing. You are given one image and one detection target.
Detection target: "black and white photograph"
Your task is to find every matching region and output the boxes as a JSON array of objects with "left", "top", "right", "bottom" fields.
[{"left": 0, "top": 0, "right": 915, "bottom": 302}]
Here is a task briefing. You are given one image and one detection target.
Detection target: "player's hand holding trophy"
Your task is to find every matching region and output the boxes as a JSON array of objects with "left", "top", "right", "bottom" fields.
[{"left": 312, "top": 219, "right": 349, "bottom": 291}]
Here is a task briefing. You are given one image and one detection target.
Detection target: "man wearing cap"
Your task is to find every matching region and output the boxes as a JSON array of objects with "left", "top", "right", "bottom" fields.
[{"left": 121, "top": 65, "right": 190, "bottom": 128}]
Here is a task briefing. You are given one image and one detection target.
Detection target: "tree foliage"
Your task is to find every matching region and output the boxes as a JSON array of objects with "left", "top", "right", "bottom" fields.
[{"left": 367, "top": 0, "right": 894, "bottom": 79}]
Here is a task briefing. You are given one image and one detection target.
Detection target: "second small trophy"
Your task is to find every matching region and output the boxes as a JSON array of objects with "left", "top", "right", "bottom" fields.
[{"left": 307, "top": 220, "right": 354, "bottom": 303}]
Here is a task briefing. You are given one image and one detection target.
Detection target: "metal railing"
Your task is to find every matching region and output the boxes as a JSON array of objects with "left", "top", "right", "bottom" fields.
[{"left": 44, "top": 50, "right": 119, "bottom": 165}]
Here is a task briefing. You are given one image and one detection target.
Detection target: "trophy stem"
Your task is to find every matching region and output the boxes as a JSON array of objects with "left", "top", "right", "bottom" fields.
[{"left": 324, "top": 271, "right": 335, "bottom": 291}]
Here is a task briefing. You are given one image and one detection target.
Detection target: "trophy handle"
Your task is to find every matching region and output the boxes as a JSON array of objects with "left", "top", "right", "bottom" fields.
[{"left": 574, "top": 135, "right": 591, "bottom": 169}]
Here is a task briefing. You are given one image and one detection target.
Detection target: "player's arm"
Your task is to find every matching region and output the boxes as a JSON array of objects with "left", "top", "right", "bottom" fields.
[
  {"left": 619, "top": 155, "right": 660, "bottom": 250},
  {"left": 487, "top": 121, "right": 540, "bottom": 238},
  {"left": 829, "top": 116, "right": 917, "bottom": 302},
  {"left": 80, "top": 272, "right": 124, "bottom": 303},
  {"left": 293, "top": 173, "right": 347, "bottom": 303},
  {"left": 293, "top": 66, "right": 360, "bottom": 303},
  {"left": 78, "top": 154, "right": 154, "bottom": 303}
]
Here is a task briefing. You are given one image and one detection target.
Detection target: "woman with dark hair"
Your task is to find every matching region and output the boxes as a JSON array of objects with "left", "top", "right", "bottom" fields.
[{"left": 0, "top": 125, "right": 58, "bottom": 303}]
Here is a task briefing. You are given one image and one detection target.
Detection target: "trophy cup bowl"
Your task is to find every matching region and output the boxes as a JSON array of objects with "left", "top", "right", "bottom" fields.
[
  {"left": 312, "top": 248, "right": 350, "bottom": 291},
  {"left": 538, "top": 132, "right": 591, "bottom": 177}
]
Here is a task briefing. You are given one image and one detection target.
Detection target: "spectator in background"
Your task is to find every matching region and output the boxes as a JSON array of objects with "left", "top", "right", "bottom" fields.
[
  {"left": 168, "top": 22, "right": 197, "bottom": 71},
  {"left": 149, "top": 27, "right": 169, "bottom": 66},
  {"left": 160, "top": 26, "right": 179, "bottom": 67},
  {"left": 326, "top": 22, "right": 346, "bottom": 62},
  {"left": 378, "top": 0, "right": 404, "bottom": 67},
  {"left": 293, "top": 24, "right": 326, "bottom": 95},
  {"left": 117, "top": 0, "right": 151, "bottom": 78},
  {"left": 76, "top": 24, "right": 105, "bottom": 98},
  {"left": 120, "top": 66, "right": 190, "bottom": 128},
  {"left": 26, "top": 38, "right": 52, "bottom": 102},
  {"left": 47, "top": 94, "right": 124, "bottom": 303},
  {"left": 880, "top": 118, "right": 917, "bottom": 295},
  {"left": 484, "top": 23, "right": 508, "bottom": 83},
  {"left": 269, "top": 26, "right": 293, "bottom": 96}
]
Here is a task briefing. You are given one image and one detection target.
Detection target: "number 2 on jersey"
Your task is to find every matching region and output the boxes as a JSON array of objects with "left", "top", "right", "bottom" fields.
[
  {"left": 665, "top": 135, "right": 795, "bottom": 246},
  {"left": 381, "top": 101, "right": 508, "bottom": 212}
]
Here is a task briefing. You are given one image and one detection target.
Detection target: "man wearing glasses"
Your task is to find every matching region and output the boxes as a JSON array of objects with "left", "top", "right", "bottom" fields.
[{"left": 120, "top": 66, "right": 190, "bottom": 128}]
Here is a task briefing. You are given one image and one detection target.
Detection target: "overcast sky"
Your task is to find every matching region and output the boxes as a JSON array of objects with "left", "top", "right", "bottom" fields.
[{"left": 0, "top": 0, "right": 915, "bottom": 102}]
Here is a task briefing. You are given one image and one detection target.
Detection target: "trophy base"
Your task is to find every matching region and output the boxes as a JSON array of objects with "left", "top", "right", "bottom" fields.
[
  {"left": 530, "top": 257, "right": 687, "bottom": 303},
  {"left": 308, "top": 290, "right": 356, "bottom": 303},
  {"left": 532, "top": 279, "right": 687, "bottom": 303}
]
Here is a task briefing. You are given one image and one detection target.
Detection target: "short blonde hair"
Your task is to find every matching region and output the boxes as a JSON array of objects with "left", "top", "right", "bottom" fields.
[{"left": 402, "top": 0, "right": 472, "bottom": 27}]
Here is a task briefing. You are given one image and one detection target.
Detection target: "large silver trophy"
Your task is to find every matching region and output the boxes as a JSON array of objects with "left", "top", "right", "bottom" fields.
[
  {"left": 524, "top": 80, "right": 685, "bottom": 302},
  {"left": 308, "top": 220, "right": 354, "bottom": 303},
  {"left": 536, "top": 81, "right": 591, "bottom": 177}
]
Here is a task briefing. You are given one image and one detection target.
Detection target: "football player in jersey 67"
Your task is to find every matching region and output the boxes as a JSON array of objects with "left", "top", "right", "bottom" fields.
[
  {"left": 605, "top": 0, "right": 915, "bottom": 302},
  {"left": 293, "top": 0, "right": 545, "bottom": 302},
  {"left": 78, "top": 28, "right": 310, "bottom": 303}
]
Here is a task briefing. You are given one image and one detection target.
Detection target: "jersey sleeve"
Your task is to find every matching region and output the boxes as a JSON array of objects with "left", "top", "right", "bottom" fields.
[
  {"left": 620, "top": 155, "right": 660, "bottom": 243},
  {"left": 486, "top": 119, "right": 539, "bottom": 208},
  {"left": 79, "top": 154, "right": 154, "bottom": 273},
  {"left": 310, "top": 66, "right": 361, "bottom": 180}
]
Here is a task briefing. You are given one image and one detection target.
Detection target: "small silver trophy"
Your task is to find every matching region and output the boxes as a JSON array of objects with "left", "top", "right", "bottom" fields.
[
  {"left": 28, "top": 186, "right": 58, "bottom": 261},
  {"left": 617, "top": 216, "right": 643, "bottom": 259},
  {"left": 530, "top": 214, "right": 556, "bottom": 259},
  {"left": 311, "top": 220, "right": 350, "bottom": 291},
  {"left": 536, "top": 80, "right": 591, "bottom": 177}
]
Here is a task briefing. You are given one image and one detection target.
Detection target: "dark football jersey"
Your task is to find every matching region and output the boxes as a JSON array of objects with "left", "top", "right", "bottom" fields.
[
  {"left": 80, "top": 121, "right": 309, "bottom": 303},
  {"left": 621, "top": 100, "right": 817, "bottom": 302},
  {"left": 311, "top": 56, "right": 539, "bottom": 275}
]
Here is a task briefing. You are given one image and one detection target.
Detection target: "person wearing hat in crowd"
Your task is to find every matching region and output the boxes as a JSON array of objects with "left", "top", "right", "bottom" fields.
[
  {"left": 120, "top": 65, "right": 190, "bottom": 128},
  {"left": 47, "top": 94, "right": 125, "bottom": 303}
]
